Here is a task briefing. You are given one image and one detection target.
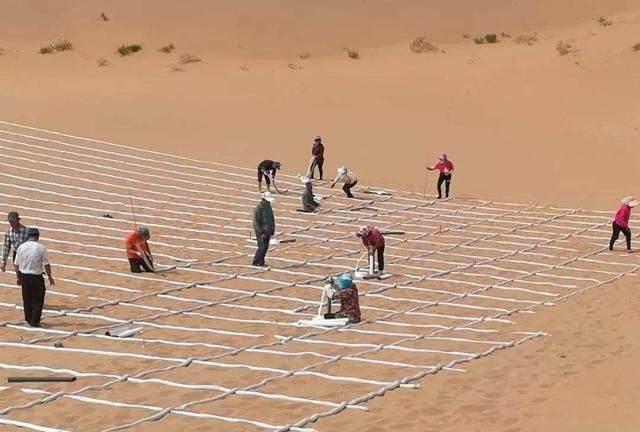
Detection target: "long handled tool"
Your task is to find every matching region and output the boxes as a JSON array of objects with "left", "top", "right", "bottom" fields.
[
  {"left": 8, "top": 376, "right": 76, "bottom": 383},
  {"left": 128, "top": 192, "right": 138, "bottom": 230}
]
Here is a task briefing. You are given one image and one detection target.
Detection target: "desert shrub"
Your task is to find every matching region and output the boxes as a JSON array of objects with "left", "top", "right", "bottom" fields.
[
  {"left": 100, "top": 13, "right": 109, "bottom": 21},
  {"left": 514, "top": 33, "right": 538, "bottom": 45},
  {"left": 598, "top": 16, "right": 612, "bottom": 27},
  {"left": 170, "top": 64, "right": 184, "bottom": 72},
  {"left": 347, "top": 48, "right": 359, "bottom": 59},
  {"left": 474, "top": 37, "right": 485, "bottom": 45},
  {"left": 556, "top": 41, "right": 574, "bottom": 55},
  {"left": 158, "top": 43, "right": 175, "bottom": 53},
  {"left": 117, "top": 44, "right": 142, "bottom": 56},
  {"left": 97, "top": 58, "right": 109, "bottom": 66},
  {"left": 39, "top": 39, "right": 73, "bottom": 54},
  {"left": 298, "top": 51, "right": 311, "bottom": 60},
  {"left": 409, "top": 36, "right": 438, "bottom": 53},
  {"left": 633, "top": 42, "right": 640, "bottom": 52},
  {"left": 485, "top": 34, "right": 498, "bottom": 44},
  {"left": 179, "top": 54, "right": 201, "bottom": 64}
]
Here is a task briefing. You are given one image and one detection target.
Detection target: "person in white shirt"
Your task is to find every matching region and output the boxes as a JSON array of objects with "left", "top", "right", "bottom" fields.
[
  {"left": 330, "top": 166, "right": 358, "bottom": 198},
  {"left": 14, "top": 227, "right": 54, "bottom": 327}
]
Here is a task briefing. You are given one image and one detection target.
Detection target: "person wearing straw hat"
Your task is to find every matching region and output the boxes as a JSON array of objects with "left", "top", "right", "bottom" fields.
[
  {"left": 1, "top": 211, "right": 29, "bottom": 274},
  {"left": 609, "top": 196, "right": 638, "bottom": 251},
  {"left": 126, "top": 226, "right": 154, "bottom": 273},
  {"left": 252, "top": 192, "right": 276, "bottom": 267},
  {"left": 426, "top": 154, "right": 454, "bottom": 199},
  {"left": 14, "top": 227, "right": 54, "bottom": 327},
  {"left": 330, "top": 166, "right": 358, "bottom": 198},
  {"left": 309, "top": 136, "right": 325, "bottom": 180},
  {"left": 356, "top": 225, "right": 386, "bottom": 273},
  {"left": 257, "top": 160, "right": 282, "bottom": 193},
  {"left": 324, "top": 272, "right": 361, "bottom": 323}
]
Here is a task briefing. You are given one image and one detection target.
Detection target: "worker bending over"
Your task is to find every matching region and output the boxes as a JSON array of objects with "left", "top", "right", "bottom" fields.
[
  {"left": 126, "top": 226, "right": 154, "bottom": 273},
  {"left": 324, "top": 272, "right": 361, "bottom": 323},
  {"left": 356, "top": 225, "right": 385, "bottom": 274}
]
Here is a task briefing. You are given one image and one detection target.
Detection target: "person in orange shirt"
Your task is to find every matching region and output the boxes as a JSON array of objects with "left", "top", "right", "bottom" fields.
[{"left": 126, "top": 226, "right": 154, "bottom": 273}]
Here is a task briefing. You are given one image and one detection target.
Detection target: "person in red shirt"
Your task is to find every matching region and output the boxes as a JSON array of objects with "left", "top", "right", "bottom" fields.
[
  {"left": 609, "top": 196, "right": 638, "bottom": 251},
  {"left": 356, "top": 225, "right": 385, "bottom": 273},
  {"left": 309, "top": 136, "right": 325, "bottom": 180},
  {"left": 126, "top": 226, "right": 154, "bottom": 273},
  {"left": 426, "top": 154, "right": 454, "bottom": 199}
]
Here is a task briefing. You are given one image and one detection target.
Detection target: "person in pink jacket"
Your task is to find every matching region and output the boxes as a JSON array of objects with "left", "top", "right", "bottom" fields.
[{"left": 609, "top": 196, "right": 638, "bottom": 251}]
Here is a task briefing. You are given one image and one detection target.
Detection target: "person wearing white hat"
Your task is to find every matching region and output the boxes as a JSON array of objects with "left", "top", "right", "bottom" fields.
[
  {"left": 609, "top": 196, "right": 638, "bottom": 251},
  {"left": 257, "top": 160, "right": 282, "bottom": 193},
  {"left": 330, "top": 166, "right": 358, "bottom": 198},
  {"left": 252, "top": 192, "right": 276, "bottom": 266},
  {"left": 426, "top": 154, "right": 454, "bottom": 199}
]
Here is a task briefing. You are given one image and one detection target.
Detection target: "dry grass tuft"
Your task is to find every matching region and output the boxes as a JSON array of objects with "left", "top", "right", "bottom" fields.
[
  {"left": 39, "top": 40, "right": 73, "bottom": 54},
  {"left": 158, "top": 43, "right": 175, "bottom": 53},
  {"left": 409, "top": 37, "right": 438, "bottom": 53},
  {"left": 170, "top": 64, "right": 184, "bottom": 72},
  {"left": 514, "top": 33, "right": 538, "bottom": 46},
  {"left": 179, "top": 54, "right": 201, "bottom": 64},
  {"left": 97, "top": 58, "right": 110, "bottom": 67},
  {"left": 100, "top": 13, "right": 109, "bottom": 22},
  {"left": 556, "top": 40, "right": 575, "bottom": 55},
  {"left": 598, "top": 16, "right": 613, "bottom": 27},
  {"left": 633, "top": 42, "right": 640, "bottom": 52},
  {"left": 298, "top": 51, "right": 311, "bottom": 60},
  {"left": 347, "top": 48, "right": 359, "bottom": 59}
]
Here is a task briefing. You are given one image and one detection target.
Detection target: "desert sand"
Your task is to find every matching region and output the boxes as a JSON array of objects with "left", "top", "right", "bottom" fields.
[{"left": 1, "top": 1, "right": 640, "bottom": 431}]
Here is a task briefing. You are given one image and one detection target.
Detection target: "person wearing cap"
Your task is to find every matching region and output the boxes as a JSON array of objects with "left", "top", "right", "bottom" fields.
[
  {"left": 309, "top": 136, "right": 325, "bottom": 180},
  {"left": 252, "top": 192, "right": 276, "bottom": 267},
  {"left": 1, "top": 211, "right": 29, "bottom": 273},
  {"left": 426, "top": 154, "right": 454, "bottom": 199},
  {"left": 324, "top": 272, "right": 361, "bottom": 323},
  {"left": 126, "top": 226, "right": 154, "bottom": 273},
  {"left": 330, "top": 166, "right": 358, "bottom": 198},
  {"left": 14, "top": 227, "right": 54, "bottom": 327},
  {"left": 257, "top": 160, "right": 282, "bottom": 193},
  {"left": 609, "top": 196, "right": 638, "bottom": 251},
  {"left": 356, "top": 225, "right": 386, "bottom": 273},
  {"left": 301, "top": 180, "right": 321, "bottom": 213}
]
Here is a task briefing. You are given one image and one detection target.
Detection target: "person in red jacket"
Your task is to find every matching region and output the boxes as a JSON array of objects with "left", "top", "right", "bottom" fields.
[
  {"left": 426, "top": 154, "right": 454, "bottom": 199},
  {"left": 609, "top": 196, "right": 638, "bottom": 251},
  {"left": 126, "top": 226, "right": 154, "bottom": 272},
  {"left": 309, "top": 136, "right": 325, "bottom": 180},
  {"left": 356, "top": 225, "right": 385, "bottom": 273}
]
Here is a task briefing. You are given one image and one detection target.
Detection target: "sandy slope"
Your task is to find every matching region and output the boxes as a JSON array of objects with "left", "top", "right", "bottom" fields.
[{"left": 1, "top": 1, "right": 640, "bottom": 431}]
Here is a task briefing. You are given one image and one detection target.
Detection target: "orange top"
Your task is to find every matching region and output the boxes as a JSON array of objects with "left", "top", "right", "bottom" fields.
[{"left": 126, "top": 232, "right": 150, "bottom": 259}]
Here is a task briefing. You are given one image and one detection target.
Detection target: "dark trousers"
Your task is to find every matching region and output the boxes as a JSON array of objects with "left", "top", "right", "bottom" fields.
[
  {"left": 343, "top": 180, "right": 358, "bottom": 198},
  {"left": 21, "top": 274, "right": 46, "bottom": 327},
  {"left": 437, "top": 173, "right": 452, "bottom": 198},
  {"left": 252, "top": 234, "right": 271, "bottom": 266},
  {"left": 376, "top": 245, "right": 385, "bottom": 272},
  {"left": 610, "top": 222, "right": 631, "bottom": 250},
  {"left": 310, "top": 158, "right": 324, "bottom": 180},
  {"left": 129, "top": 258, "right": 154, "bottom": 273}
]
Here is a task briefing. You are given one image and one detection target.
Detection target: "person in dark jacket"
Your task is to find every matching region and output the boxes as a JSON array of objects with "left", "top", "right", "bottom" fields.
[
  {"left": 252, "top": 192, "right": 276, "bottom": 266},
  {"left": 257, "top": 160, "right": 282, "bottom": 192},
  {"left": 301, "top": 181, "right": 320, "bottom": 213},
  {"left": 309, "top": 136, "right": 325, "bottom": 180}
]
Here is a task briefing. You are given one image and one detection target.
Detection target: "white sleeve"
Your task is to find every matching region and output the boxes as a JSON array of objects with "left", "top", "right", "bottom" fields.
[
  {"left": 14, "top": 247, "right": 22, "bottom": 267},
  {"left": 42, "top": 247, "right": 50, "bottom": 266}
]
